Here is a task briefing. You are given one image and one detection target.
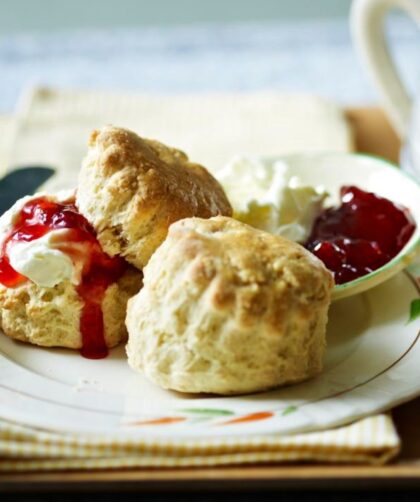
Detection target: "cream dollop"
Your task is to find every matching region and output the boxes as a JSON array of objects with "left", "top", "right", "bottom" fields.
[
  {"left": 217, "top": 156, "right": 327, "bottom": 242},
  {"left": 0, "top": 191, "right": 84, "bottom": 288},
  {"left": 7, "top": 229, "right": 81, "bottom": 288}
]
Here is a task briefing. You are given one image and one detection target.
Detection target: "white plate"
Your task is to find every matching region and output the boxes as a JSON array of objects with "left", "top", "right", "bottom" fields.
[{"left": 0, "top": 269, "right": 419, "bottom": 439}]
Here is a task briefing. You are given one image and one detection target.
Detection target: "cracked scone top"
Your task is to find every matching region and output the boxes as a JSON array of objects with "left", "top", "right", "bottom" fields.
[
  {"left": 76, "top": 126, "right": 232, "bottom": 269},
  {"left": 126, "top": 216, "right": 334, "bottom": 395}
]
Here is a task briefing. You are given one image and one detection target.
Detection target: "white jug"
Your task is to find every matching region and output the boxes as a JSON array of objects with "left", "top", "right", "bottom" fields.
[{"left": 351, "top": 0, "right": 420, "bottom": 177}]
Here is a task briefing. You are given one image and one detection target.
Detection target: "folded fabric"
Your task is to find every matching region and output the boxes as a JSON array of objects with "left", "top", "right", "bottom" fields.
[
  {"left": 9, "top": 86, "right": 353, "bottom": 191},
  {"left": 0, "top": 114, "right": 16, "bottom": 175},
  {"left": 0, "top": 414, "right": 400, "bottom": 471}
]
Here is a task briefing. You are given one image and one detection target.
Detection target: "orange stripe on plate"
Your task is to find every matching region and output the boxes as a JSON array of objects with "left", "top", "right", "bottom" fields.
[
  {"left": 219, "top": 411, "right": 274, "bottom": 425},
  {"left": 129, "top": 417, "right": 187, "bottom": 426}
]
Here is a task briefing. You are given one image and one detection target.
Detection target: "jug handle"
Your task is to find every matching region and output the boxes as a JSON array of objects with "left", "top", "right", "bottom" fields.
[{"left": 351, "top": 0, "right": 420, "bottom": 139}]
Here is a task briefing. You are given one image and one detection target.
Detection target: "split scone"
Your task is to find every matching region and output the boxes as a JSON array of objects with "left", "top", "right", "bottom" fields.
[
  {"left": 0, "top": 192, "right": 142, "bottom": 358},
  {"left": 76, "top": 126, "right": 232, "bottom": 270},
  {"left": 126, "top": 216, "right": 334, "bottom": 395}
]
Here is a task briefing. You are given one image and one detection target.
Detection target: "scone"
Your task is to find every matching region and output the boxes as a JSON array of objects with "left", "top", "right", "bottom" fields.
[
  {"left": 0, "top": 192, "right": 142, "bottom": 358},
  {"left": 126, "top": 216, "right": 334, "bottom": 395},
  {"left": 76, "top": 126, "right": 232, "bottom": 269}
]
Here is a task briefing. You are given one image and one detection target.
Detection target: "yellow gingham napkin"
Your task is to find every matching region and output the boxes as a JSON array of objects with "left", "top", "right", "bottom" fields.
[
  {"left": 8, "top": 86, "right": 354, "bottom": 190},
  {"left": 0, "top": 414, "right": 400, "bottom": 470},
  {"left": 0, "top": 87, "right": 402, "bottom": 470}
]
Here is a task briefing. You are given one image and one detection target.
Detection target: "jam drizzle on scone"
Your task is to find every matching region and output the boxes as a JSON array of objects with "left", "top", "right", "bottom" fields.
[{"left": 0, "top": 197, "right": 127, "bottom": 359}]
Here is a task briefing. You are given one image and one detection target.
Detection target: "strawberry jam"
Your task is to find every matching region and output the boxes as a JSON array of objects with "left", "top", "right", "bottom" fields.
[
  {"left": 0, "top": 197, "right": 127, "bottom": 359},
  {"left": 305, "top": 186, "right": 416, "bottom": 285}
]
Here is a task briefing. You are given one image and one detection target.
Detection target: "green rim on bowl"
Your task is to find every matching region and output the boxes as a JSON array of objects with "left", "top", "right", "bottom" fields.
[{"left": 330, "top": 153, "right": 420, "bottom": 296}]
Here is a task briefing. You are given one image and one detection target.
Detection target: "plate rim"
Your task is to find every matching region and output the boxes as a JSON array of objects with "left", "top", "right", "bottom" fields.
[{"left": 0, "top": 270, "right": 419, "bottom": 438}]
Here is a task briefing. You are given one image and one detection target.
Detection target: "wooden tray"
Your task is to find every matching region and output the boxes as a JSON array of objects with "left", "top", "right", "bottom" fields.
[{"left": 1, "top": 107, "right": 420, "bottom": 492}]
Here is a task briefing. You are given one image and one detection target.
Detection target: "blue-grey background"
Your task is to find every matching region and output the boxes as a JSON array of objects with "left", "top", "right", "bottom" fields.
[
  {"left": 0, "top": 0, "right": 418, "bottom": 113},
  {"left": 0, "top": 0, "right": 352, "bottom": 33}
]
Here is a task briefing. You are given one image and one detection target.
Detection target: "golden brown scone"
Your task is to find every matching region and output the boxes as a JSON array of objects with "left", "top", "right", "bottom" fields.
[
  {"left": 126, "top": 216, "right": 334, "bottom": 395},
  {"left": 0, "top": 268, "right": 141, "bottom": 350},
  {"left": 76, "top": 126, "right": 232, "bottom": 270}
]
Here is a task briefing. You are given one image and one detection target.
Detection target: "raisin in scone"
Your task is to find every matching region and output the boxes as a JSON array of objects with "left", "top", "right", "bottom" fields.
[
  {"left": 76, "top": 126, "right": 232, "bottom": 270},
  {"left": 126, "top": 216, "right": 334, "bottom": 395},
  {"left": 0, "top": 192, "right": 142, "bottom": 357}
]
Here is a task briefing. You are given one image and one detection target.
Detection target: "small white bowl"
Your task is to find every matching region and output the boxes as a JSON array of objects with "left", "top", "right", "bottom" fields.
[{"left": 260, "top": 152, "right": 420, "bottom": 301}]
